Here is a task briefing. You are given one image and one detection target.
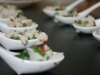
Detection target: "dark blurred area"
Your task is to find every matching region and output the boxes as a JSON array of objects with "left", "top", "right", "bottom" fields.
[{"left": 0, "top": 0, "right": 99, "bottom": 17}]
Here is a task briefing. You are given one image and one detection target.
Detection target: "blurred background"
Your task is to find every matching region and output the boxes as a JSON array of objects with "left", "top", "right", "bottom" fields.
[{"left": 0, "top": 0, "right": 99, "bottom": 17}]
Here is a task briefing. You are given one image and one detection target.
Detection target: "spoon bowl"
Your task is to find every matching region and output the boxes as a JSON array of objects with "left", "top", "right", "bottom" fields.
[
  {"left": 0, "top": 47, "right": 64, "bottom": 75},
  {"left": 92, "top": 30, "right": 100, "bottom": 41},
  {"left": 0, "top": 32, "right": 39, "bottom": 50},
  {"left": 43, "top": 0, "right": 84, "bottom": 17},
  {"left": 0, "top": 22, "right": 38, "bottom": 33},
  {"left": 73, "top": 19, "right": 100, "bottom": 34},
  {"left": 55, "top": 2, "right": 100, "bottom": 24}
]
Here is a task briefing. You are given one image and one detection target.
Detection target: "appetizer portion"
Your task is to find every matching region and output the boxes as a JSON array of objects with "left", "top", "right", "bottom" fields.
[
  {"left": 8, "top": 17, "right": 35, "bottom": 28},
  {"left": 5, "top": 29, "right": 48, "bottom": 45},
  {"left": 74, "top": 15, "right": 96, "bottom": 27},
  {"left": 55, "top": 11, "right": 78, "bottom": 17},
  {"left": 0, "top": 3, "right": 23, "bottom": 18},
  {"left": 45, "top": 4, "right": 65, "bottom": 11},
  {"left": 15, "top": 45, "right": 64, "bottom": 61}
]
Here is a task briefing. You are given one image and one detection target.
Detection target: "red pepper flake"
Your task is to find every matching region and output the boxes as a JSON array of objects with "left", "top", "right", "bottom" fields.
[
  {"left": 54, "top": 62, "right": 57, "bottom": 65},
  {"left": 10, "top": 36, "right": 13, "bottom": 39},
  {"left": 10, "top": 19, "right": 14, "bottom": 21},
  {"left": 41, "top": 47, "right": 45, "bottom": 53},
  {"left": 43, "top": 40, "right": 47, "bottom": 44},
  {"left": 74, "top": 20, "right": 77, "bottom": 23}
]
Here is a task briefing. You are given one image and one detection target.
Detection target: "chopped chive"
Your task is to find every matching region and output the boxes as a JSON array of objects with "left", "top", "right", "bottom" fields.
[
  {"left": 17, "top": 13, "right": 21, "bottom": 17},
  {"left": 24, "top": 29, "right": 27, "bottom": 32},
  {"left": 32, "top": 35, "right": 36, "bottom": 39},
  {"left": 12, "top": 36, "right": 20, "bottom": 40},
  {"left": 26, "top": 40, "right": 28, "bottom": 44},
  {"left": 28, "top": 36, "right": 30, "bottom": 40},
  {"left": 77, "top": 20, "right": 82, "bottom": 24},
  {"left": 47, "top": 56, "right": 50, "bottom": 60},
  {"left": 23, "top": 23, "right": 27, "bottom": 27},
  {"left": 3, "top": 3, "right": 9, "bottom": 8}
]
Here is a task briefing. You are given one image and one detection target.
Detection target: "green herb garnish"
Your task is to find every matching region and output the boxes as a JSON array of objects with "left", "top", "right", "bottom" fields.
[
  {"left": 15, "top": 45, "right": 51, "bottom": 60},
  {"left": 83, "top": 21, "right": 88, "bottom": 25},
  {"left": 15, "top": 49, "right": 28, "bottom": 59},
  {"left": 77, "top": 20, "right": 82, "bottom": 24},
  {"left": 17, "top": 13, "right": 21, "bottom": 17},
  {"left": 15, "top": 7, "right": 19, "bottom": 10},
  {"left": 32, "top": 35, "right": 36, "bottom": 39},
  {"left": 23, "top": 23, "right": 27, "bottom": 27},
  {"left": 31, "top": 46, "right": 46, "bottom": 56},
  {"left": 3, "top": 3, "right": 9, "bottom": 8},
  {"left": 28, "top": 36, "right": 30, "bottom": 40},
  {"left": 12, "top": 36, "right": 20, "bottom": 40},
  {"left": 47, "top": 56, "right": 50, "bottom": 60},
  {"left": 24, "top": 29, "right": 27, "bottom": 32}
]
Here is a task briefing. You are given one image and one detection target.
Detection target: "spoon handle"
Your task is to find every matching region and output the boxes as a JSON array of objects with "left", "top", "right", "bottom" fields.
[
  {"left": 79, "top": 2, "right": 100, "bottom": 16},
  {"left": 66, "top": 0, "right": 84, "bottom": 12}
]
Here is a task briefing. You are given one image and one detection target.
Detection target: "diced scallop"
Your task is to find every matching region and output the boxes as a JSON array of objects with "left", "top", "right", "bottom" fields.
[
  {"left": 81, "top": 18, "right": 88, "bottom": 23},
  {"left": 15, "top": 18, "right": 22, "bottom": 27},
  {"left": 5, "top": 29, "right": 18, "bottom": 38},
  {"left": 27, "top": 48, "right": 45, "bottom": 61},
  {"left": 44, "top": 45, "right": 50, "bottom": 50},
  {"left": 87, "top": 15, "right": 95, "bottom": 21},
  {"left": 7, "top": 5, "right": 17, "bottom": 10},
  {"left": 48, "top": 52, "right": 64, "bottom": 60},
  {"left": 44, "top": 50, "right": 53, "bottom": 60},
  {"left": 35, "top": 32, "right": 48, "bottom": 44},
  {"left": 19, "top": 35, "right": 28, "bottom": 46},
  {"left": 31, "top": 29, "right": 37, "bottom": 34},
  {"left": 21, "top": 19, "right": 32, "bottom": 26},
  {"left": 41, "top": 32, "right": 48, "bottom": 41},
  {"left": 24, "top": 30, "right": 33, "bottom": 39},
  {"left": 8, "top": 18, "right": 16, "bottom": 27}
]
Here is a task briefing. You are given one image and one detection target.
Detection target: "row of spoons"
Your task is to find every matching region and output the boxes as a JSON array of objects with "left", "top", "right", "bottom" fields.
[
  {"left": 43, "top": 0, "right": 100, "bottom": 42},
  {"left": 43, "top": 0, "right": 100, "bottom": 24},
  {"left": 0, "top": 3, "right": 64, "bottom": 75}
]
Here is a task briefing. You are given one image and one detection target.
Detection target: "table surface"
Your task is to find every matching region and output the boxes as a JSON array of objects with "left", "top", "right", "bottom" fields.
[{"left": 0, "top": 0, "right": 100, "bottom": 75}]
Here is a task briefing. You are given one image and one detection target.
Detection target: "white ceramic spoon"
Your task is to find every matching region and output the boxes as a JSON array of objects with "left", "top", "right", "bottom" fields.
[
  {"left": 0, "top": 46, "right": 64, "bottom": 75},
  {"left": 0, "top": 22, "right": 38, "bottom": 33},
  {"left": 43, "top": 0, "right": 84, "bottom": 17},
  {"left": 0, "top": 32, "right": 39, "bottom": 50},
  {"left": 73, "top": 19, "right": 100, "bottom": 34},
  {"left": 0, "top": 18, "right": 9, "bottom": 23},
  {"left": 55, "top": 2, "right": 100, "bottom": 24},
  {"left": 92, "top": 31, "right": 100, "bottom": 41}
]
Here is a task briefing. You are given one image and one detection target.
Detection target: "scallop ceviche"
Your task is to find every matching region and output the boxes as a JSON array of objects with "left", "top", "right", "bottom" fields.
[
  {"left": 5, "top": 29, "right": 48, "bottom": 45},
  {"left": 45, "top": 4, "right": 65, "bottom": 11},
  {"left": 55, "top": 10, "right": 78, "bottom": 17},
  {"left": 74, "top": 15, "right": 96, "bottom": 27},
  {"left": 8, "top": 17, "right": 35, "bottom": 28},
  {"left": 0, "top": 3, "right": 23, "bottom": 19},
  {"left": 15, "top": 45, "right": 64, "bottom": 61}
]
